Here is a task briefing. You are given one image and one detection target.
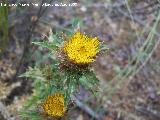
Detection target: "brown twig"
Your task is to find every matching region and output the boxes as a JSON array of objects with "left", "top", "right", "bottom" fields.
[
  {"left": 135, "top": 105, "right": 160, "bottom": 120},
  {"left": 13, "top": 0, "right": 54, "bottom": 81},
  {"left": 73, "top": 97, "right": 103, "bottom": 120}
]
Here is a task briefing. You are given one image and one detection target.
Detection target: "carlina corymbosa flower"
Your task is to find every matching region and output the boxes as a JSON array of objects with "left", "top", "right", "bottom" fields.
[
  {"left": 63, "top": 30, "right": 100, "bottom": 64},
  {"left": 42, "top": 92, "right": 65, "bottom": 118}
]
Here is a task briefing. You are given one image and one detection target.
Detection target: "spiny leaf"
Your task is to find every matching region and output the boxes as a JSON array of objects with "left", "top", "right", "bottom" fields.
[
  {"left": 32, "top": 41, "right": 57, "bottom": 50},
  {"left": 100, "top": 43, "right": 109, "bottom": 52},
  {"left": 48, "top": 30, "right": 64, "bottom": 45}
]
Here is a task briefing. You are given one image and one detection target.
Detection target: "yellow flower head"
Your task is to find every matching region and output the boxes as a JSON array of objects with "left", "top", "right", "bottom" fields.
[
  {"left": 63, "top": 31, "right": 100, "bottom": 64},
  {"left": 42, "top": 92, "right": 65, "bottom": 118}
]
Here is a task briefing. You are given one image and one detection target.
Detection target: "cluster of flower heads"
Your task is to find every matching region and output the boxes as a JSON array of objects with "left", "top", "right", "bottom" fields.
[{"left": 41, "top": 30, "right": 101, "bottom": 118}]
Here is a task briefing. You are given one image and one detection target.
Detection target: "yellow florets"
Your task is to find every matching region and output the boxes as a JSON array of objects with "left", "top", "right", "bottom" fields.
[
  {"left": 63, "top": 31, "right": 100, "bottom": 64},
  {"left": 42, "top": 93, "right": 65, "bottom": 118}
]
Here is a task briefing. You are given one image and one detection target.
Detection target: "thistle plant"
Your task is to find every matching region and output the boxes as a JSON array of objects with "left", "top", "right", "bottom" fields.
[{"left": 20, "top": 25, "right": 109, "bottom": 119}]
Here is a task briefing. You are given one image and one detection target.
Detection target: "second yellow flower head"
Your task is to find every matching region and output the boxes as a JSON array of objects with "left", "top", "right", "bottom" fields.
[{"left": 42, "top": 93, "right": 65, "bottom": 118}]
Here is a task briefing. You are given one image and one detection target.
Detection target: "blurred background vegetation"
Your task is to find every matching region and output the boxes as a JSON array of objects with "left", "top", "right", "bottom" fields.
[
  {"left": 0, "top": 0, "right": 160, "bottom": 120},
  {"left": 0, "top": 0, "right": 8, "bottom": 56}
]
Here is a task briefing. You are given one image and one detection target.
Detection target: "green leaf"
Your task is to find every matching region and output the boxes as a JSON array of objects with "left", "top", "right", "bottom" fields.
[
  {"left": 19, "top": 111, "right": 43, "bottom": 120},
  {"left": 19, "top": 67, "right": 44, "bottom": 80},
  {"left": 23, "top": 96, "right": 38, "bottom": 109},
  {"left": 32, "top": 41, "right": 57, "bottom": 50},
  {"left": 100, "top": 43, "right": 109, "bottom": 51},
  {"left": 71, "top": 18, "right": 84, "bottom": 28},
  {"left": 48, "top": 31, "right": 63, "bottom": 46},
  {"left": 79, "top": 76, "right": 93, "bottom": 89},
  {"left": 63, "top": 29, "right": 74, "bottom": 36},
  {"left": 79, "top": 70, "right": 99, "bottom": 95}
]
